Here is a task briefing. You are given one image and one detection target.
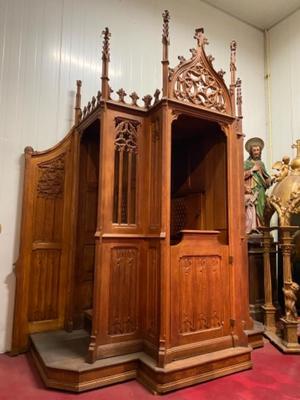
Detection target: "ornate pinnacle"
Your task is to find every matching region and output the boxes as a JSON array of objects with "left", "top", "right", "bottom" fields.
[
  {"left": 75, "top": 80, "right": 82, "bottom": 125},
  {"left": 230, "top": 40, "right": 237, "bottom": 53},
  {"left": 102, "top": 27, "right": 111, "bottom": 61},
  {"left": 236, "top": 78, "right": 242, "bottom": 99},
  {"left": 194, "top": 28, "right": 208, "bottom": 47},
  {"left": 236, "top": 77, "right": 242, "bottom": 117},
  {"left": 162, "top": 10, "right": 170, "bottom": 45},
  {"left": 230, "top": 40, "right": 237, "bottom": 72}
]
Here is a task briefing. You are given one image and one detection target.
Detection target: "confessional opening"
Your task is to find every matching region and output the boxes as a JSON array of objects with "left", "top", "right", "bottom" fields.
[
  {"left": 171, "top": 115, "right": 228, "bottom": 244},
  {"left": 73, "top": 120, "right": 100, "bottom": 329}
]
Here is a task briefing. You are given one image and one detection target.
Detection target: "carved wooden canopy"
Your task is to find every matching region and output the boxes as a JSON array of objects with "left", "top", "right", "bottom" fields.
[{"left": 168, "top": 28, "right": 232, "bottom": 115}]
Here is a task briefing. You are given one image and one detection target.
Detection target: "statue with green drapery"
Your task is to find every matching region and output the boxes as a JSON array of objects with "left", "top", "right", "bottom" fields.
[{"left": 244, "top": 137, "right": 272, "bottom": 234}]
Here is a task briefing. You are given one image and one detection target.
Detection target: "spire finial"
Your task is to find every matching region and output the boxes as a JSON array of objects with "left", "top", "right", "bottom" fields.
[
  {"left": 162, "top": 10, "right": 170, "bottom": 97},
  {"left": 162, "top": 10, "right": 170, "bottom": 45},
  {"left": 236, "top": 77, "right": 242, "bottom": 118},
  {"left": 102, "top": 27, "right": 111, "bottom": 61},
  {"left": 194, "top": 28, "right": 208, "bottom": 47},
  {"left": 230, "top": 40, "right": 237, "bottom": 85},
  {"left": 101, "top": 27, "right": 111, "bottom": 100},
  {"left": 74, "top": 80, "right": 82, "bottom": 125}
]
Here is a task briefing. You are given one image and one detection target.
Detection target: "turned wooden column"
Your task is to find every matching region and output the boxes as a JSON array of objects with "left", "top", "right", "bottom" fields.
[
  {"left": 260, "top": 227, "right": 277, "bottom": 331},
  {"left": 279, "top": 226, "right": 300, "bottom": 349},
  {"left": 280, "top": 227, "right": 297, "bottom": 282}
]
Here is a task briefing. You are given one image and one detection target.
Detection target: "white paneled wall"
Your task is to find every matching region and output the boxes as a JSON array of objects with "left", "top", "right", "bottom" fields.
[
  {"left": 268, "top": 9, "right": 300, "bottom": 165},
  {"left": 0, "top": 0, "right": 266, "bottom": 352}
]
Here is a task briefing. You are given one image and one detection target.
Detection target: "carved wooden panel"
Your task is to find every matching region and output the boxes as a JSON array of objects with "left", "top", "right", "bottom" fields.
[
  {"left": 34, "top": 156, "right": 66, "bottom": 242},
  {"left": 37, "top": 155, "right": 65, "bottom": 199},
  {"left": 144, "top": 246, "right": 159, "bottom": 340},
  {"left": 108, "top": 248, "right": 138, "bottom": 335},
  {"left": 178, "top": 255, "right": 223, "bottom": 334},
  {"left": 28, "top": 250, "right": 61, "bottom": 322}
]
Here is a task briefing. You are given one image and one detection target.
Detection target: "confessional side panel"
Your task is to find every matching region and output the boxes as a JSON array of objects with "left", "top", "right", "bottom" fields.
[
  {"left": 94, "top": 239, "right": 144, "bottom": 358},
  {"left": 12, "top": 134, "right": 75, "bottom": 351}
]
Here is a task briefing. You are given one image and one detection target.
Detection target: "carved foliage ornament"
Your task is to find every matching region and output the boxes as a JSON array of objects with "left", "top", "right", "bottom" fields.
[
  {"left": 37, "top": 154, "right": 65, "bottom": 199},
  {"left": 114, "top": 117, "right": 139, "bottom": 153}
]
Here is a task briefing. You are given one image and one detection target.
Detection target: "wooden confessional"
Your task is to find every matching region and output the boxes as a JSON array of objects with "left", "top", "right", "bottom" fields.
[{"left": 12, "top": 12, "right": 253, "bottom": 393}]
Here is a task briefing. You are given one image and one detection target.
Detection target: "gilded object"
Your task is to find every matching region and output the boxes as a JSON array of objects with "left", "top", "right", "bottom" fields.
[{"left": 268, "top": 140, "right": 300, "bottom": 226}]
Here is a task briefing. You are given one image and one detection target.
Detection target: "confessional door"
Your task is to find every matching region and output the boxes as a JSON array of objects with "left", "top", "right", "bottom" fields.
[
  {"left": 72, "top": 123, "right": 100, "bottom": 329},
  {"left": 12, "top": 133, "right": 76, "bottom": 353},
  {"left": 169, "top": 116, "right": 231, "bottom": 350}
]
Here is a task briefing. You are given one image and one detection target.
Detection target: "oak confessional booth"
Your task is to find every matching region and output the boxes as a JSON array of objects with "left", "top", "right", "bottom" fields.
[{"left": 12, "top": 11, "right": 253, "bottom": 393}]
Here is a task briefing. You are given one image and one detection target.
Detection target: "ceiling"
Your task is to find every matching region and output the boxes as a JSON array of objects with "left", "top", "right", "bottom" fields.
[{"left": 202, "top": 0, "right": 300, "bottom": 30}]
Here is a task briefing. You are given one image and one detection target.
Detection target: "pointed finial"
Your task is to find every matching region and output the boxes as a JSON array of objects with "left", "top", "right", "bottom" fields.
[
  {"left": 194, "top": 28, "right": 208, "bottom": 47},
  {"left": 162, "top": 10, "right": 170, "bottom": 45},
  {"left": 102, "top": 27, "right": 111, "bottom": 61},
  {"left": 74, "top": 80, "right": 82, "bottom": 125},
  {"left": 230, "top": 40, "right": 237, "bottom": 83},
  {"left": 236, "top": 77, "right": 242, "bottom": 118},
  {"left": 162, "top": 10, "right": 170, "bottom": 97},
  {"left": 101, "top": 28, "right": 111, "bottom": 100}
]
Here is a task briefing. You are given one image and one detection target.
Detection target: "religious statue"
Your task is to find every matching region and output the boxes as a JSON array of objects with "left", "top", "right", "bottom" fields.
[
  {"left": 244, "top": 137, "right": 272, "bottom": 233},
  {"left": 282, "top": 281, "right": 299, "bottom": 322}
]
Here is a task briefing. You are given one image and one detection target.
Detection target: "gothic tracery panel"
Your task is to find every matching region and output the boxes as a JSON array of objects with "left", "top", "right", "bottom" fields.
[
  {"left": 113, "top": 117, "right": 139, "bottom": 225},
  {"left": 172, "top": 61, "right": 226, "bottom": 113}
]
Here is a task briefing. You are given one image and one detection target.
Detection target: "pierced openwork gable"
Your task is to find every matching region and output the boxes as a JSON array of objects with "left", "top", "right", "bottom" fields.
[{"left": 169, "top": 28, "right": 232, "bottom": 115}]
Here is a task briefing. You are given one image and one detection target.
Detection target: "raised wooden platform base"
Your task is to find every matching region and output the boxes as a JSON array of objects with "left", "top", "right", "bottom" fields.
[
  {"left": 264, "top": 330, "right": 300, "bottom": 354},
  {"left": 245, "top": 320, "right": 265, "bottom": 349},
  {"left": 30, "top": 330, "right": 252, "bottom": 393}
]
